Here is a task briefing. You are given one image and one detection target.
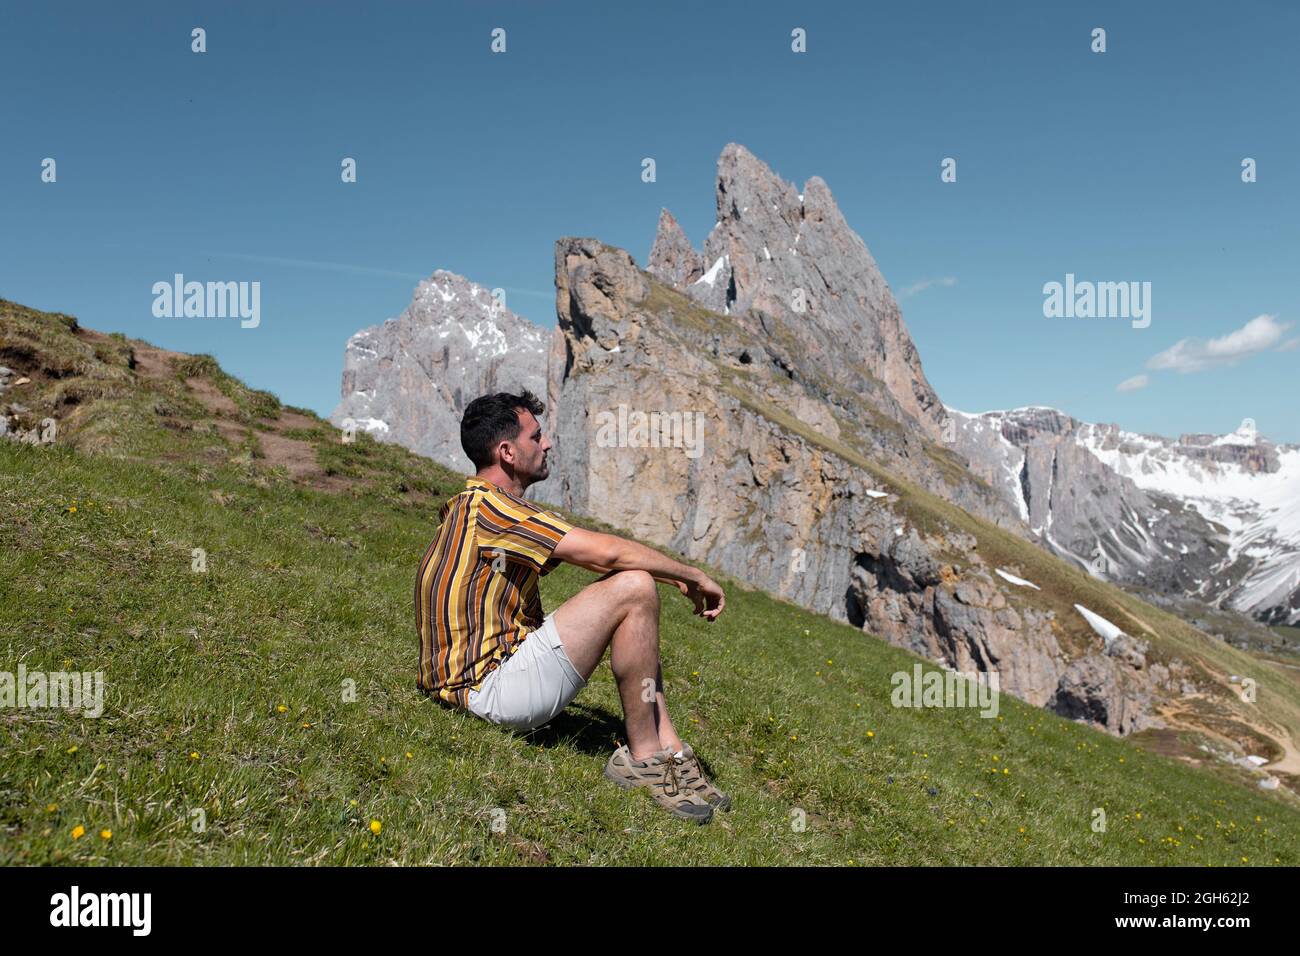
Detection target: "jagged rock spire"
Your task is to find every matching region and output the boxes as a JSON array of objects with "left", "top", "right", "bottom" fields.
[
  {"left": 647, "top": 209, "right": 703, "bottom": 288},
  {"left": 660, "top": 143, "right": 946, "bottom": 438}
]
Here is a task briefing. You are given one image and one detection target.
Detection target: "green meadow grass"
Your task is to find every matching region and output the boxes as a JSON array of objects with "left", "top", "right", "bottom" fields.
[{"left": 2, "top": 440, "right": 1297, "bottom": 866}]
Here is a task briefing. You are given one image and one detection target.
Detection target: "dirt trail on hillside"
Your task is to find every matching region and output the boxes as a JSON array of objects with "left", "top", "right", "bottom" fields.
[{"left": 86, "top": 332, "right": 354, "bottom": 492}]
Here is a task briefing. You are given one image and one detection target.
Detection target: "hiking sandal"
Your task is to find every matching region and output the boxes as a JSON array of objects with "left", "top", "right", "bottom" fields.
[
  {"left": 604, "top": 745, "right": 714, "bottom": 824},
  {"left": 673, "top": 742, "right": 732, "bottom": 811}
]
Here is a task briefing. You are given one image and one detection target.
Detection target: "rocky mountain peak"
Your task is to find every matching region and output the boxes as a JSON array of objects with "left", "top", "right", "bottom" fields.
[
  {"left": 655, "top": 143, "right": 946, "bottom": 439},
  {"left": 995, "top": 406, "right": 1079, "bottom": 444},
  {"left": 712, "top": 143, "right": 803, "bottom": 236},
  {"left": 331, "top": 270, "right": 552, "bottom": 485},
  {"left": 647, "top": 209, "right": 702, "bottom": 289}
]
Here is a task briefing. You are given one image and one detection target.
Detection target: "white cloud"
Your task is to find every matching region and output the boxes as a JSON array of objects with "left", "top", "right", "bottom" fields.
[
  {"left": 1145, "top": 314, "right": 1293, "bottom": 374},
  {"left": 898, "top": 276, "right": 956, "bottom": 299},
  {"left": 1116, "top": 374, "right": 1149, "bottom": 393},
  {"left": 1279, "top": 337, "right": 1300, "bottom": 352}
]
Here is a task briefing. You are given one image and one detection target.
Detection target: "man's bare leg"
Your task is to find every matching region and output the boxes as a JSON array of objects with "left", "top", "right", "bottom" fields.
[
  {"left": 649, "top": 664, "right": 683, "bottom": 754},
  {"left": 551, "top": 570, "right": 684, "bottom": 760}
]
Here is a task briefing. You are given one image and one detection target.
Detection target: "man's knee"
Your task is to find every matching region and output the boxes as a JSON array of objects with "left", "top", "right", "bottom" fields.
[{"left": 610, "top": 569, "right": 659, "bottom": 608}]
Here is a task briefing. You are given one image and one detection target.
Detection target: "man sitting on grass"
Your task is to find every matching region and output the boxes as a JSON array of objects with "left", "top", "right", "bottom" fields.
[{"left": 415, "top": 389, "right": 730, "bottom": 823}]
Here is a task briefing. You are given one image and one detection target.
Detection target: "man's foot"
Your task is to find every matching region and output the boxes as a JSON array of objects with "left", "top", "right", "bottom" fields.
[
  {"left": 672, "top": 742, "right": 732, "bottom": 812},
  {"left": 604, "top": 745, "right": 713, "bottom": 824}
]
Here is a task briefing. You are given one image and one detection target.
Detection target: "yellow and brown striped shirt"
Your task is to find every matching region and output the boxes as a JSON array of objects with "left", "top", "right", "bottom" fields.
[{"left": 415, "top": 476, "right": 574, "bottom": 708}]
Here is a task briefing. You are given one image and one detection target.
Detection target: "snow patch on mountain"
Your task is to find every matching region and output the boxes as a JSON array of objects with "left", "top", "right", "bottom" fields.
[
  {"left": 996, "top": 569, "right": 1040, "bottom": 589},
  {"left": 1075, "top": 604, "right": 1125, "bottom": 647}
]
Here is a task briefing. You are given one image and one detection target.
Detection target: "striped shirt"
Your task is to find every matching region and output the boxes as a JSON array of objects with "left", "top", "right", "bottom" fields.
[{"left": 415, "top": 476, "right": 574, "bottom": 708}]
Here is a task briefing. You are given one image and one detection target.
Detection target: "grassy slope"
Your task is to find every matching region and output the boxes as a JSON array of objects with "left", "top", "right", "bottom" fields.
[{"left": 2, "top": 299, "right": 1299, "bottom": 865}]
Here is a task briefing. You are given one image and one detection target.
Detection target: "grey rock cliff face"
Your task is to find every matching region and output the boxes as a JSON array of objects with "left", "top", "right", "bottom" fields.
[
  {"left": 640, "top": 145, "right": 1019, "bottom": 533},
  {"left": 545, "top": 235, "right": 1175, "bottom": 735},
  {"left": 330, "top": 270, "right": 557, "bottom": 499}
]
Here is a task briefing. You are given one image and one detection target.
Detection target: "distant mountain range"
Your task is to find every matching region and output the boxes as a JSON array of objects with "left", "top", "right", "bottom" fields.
[{"left": 950, "top": 407, "right": 1299, "bottom": 627}]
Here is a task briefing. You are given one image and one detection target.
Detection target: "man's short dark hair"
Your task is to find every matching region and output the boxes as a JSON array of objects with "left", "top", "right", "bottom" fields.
[{"left": 460, "top": 389, "right": 546, "bottom": 470}]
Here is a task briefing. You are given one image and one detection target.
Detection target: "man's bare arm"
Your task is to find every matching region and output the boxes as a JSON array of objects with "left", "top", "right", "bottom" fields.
[
  {"left": 552, "top": 527, "right": 725, "bottom": 620},
  {"left": 552, "top": 527, "right": 700, "bottom": 584}
]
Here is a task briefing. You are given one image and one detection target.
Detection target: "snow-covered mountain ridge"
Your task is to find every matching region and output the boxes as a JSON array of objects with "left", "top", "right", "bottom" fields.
[{"left": 949, "top": 406, "right": 1300, "bottom": 626}]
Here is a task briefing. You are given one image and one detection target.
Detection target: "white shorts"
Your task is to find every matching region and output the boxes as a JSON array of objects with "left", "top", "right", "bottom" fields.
[{"left": 466, "top": 614, "right": 587, "bottom": 730}]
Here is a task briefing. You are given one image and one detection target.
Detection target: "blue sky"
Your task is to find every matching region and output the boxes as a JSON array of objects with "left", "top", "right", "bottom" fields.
[{"left": 3, "top": 1, "right": 1297, "bottom": 441}]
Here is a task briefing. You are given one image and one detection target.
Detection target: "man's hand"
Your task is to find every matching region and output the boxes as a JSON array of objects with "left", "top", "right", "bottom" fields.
[
  {"left": 676, "top": 573, "right": 725, "bottom": 621},
  {"left": 552, "top": 527, "right": 726, "bottom": 620}
]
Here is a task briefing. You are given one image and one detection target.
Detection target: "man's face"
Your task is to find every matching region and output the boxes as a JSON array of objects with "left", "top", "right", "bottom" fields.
[{"left": 503, "top": 409, "right": 551, "bottom": 485}]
